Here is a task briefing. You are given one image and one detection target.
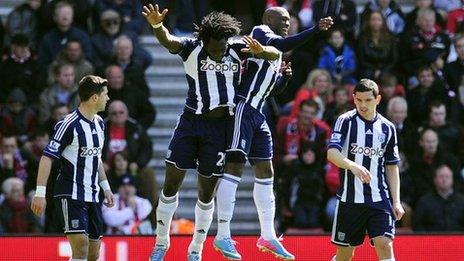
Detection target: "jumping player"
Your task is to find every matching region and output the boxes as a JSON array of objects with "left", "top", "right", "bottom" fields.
[
  {"left": 31, "top": 75, "right": 114, "bottom": 261},
  {"left": 213, "top": 7, "right": 333, "bottom": 260},
  {"left": 327, "top": 79, "right": 404, "bottom": 261},
  {"left": 142, "top": 4, "right": 280, "bottom": 261}
]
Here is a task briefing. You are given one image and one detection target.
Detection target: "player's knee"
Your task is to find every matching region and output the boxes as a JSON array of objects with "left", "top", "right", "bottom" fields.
[
  {"left": 253, "top": 162, "right": 273, "bottom": 179},
  {"left": 71, "top": 238, "right": 89, "bottom": 258},
  {"left": 336, "top": 246, "right": 355, "bottom": 261},
  {"left": 88, "top": 251, "right": 99, "bottom": 261},
  {"left": 374, "top": 237, "right": 393, "bottom": 257},
  {"left": 225, "top": 162, "right": 245, "bottom": 176},
  {"left": 226, "top": 151, "right": 246, "bottom": 166}
]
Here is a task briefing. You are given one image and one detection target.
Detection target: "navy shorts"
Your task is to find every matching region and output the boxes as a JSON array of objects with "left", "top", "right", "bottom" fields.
[
  {"left": 226, "top": 101, "right": 273, "bottom": 164},
  {"left": 166, "top": 110, "right": 231, "bottom": 177},
  {"left": 54, "top": 196, "right": 103, "bottom": 240},
  {"left": 331, "top": 200, "right": 395, "bottom": 247}
]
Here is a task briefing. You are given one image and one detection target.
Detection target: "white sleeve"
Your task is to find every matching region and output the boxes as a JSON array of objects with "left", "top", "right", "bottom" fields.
[
  {"left": 136, "top": 197, "right": 153, "bottom": 221},
  {"left": 102, "top": 206, "right": 135, "bottom": 227}
]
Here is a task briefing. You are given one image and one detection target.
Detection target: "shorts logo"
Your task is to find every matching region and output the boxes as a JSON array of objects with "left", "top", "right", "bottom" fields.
[
  {"left": 166, "top": 149, "right": 172, "bottom": 158},
  {"left": 71, "top": 219, "right": 79, "bottom": 229},
  {"left": 241, "top": 139, "right": 246, "bottom": 149},
  {"left": 48, "top": 140, "right": 61, "bottom": 153},
  {"left": 350, "top": 143, "right": 384, "bottom": 158},
  {"left": 80, "top": 147, "right": 102, "bottom": 157},
  {"left": 200, "top": 60, "right": 239, "bottom": 73},
  {"left": 338, "top": 232, "right": 345, "bottom": 241},
  {"left": 330, "top": 133, "right": 342, "bottom": 143}
]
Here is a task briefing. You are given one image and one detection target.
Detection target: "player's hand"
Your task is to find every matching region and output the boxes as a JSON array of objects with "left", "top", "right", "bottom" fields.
[
  {"left": 142, "top": 4, "right": 168, "bottom": 27},
  {"left": 103, "top": 190, "right": 115, "bottom": 208},
  {"left": 349, "top": 163, "right": 372, "bottom": 183},
  {"left": 31, "top": 196, "right": 46, "bottom": 216},
  {"left": 392, "top": 202, "right": 405, "bottom": 221},
  {"left": 318, "top": 16, "right": 334, "bottom": 31},
  {"left": 241, "top": 35, "right": 264, "bottom": 55},
  {"left": 281, "top": 61, "right": 292, "bottom": 77}
]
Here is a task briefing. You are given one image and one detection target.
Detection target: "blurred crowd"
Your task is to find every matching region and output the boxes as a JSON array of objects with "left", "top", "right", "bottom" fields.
[{"left": 0, "top": 0, "right": 464, "bottom": 235}]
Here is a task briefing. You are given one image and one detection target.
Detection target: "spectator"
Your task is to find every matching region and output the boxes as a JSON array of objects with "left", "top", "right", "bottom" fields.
[
  {"left": 446, "top": 5, "right": 464, "bottom": 36},
  {"left": 107, "top": 151, "right": 131, "bottom": 191},
  {"left": 0, "top": 88, "right": 38, "bottom": 144},
  {"left": 434, "top": 0, "right": 462, "bottom": 14},
  {"left": 323, "top": 87, "right": 353, "bottom": 128},
  {"left": 0, "top": 17, "right": 4, "bottom": 55},
  {"left": 312, "top": 0, "right": 358, "bottom": 42},
  {"left": 278, "top": 142, "right": 325, "bottom": 230},
  {"left": 41, "top": 103, "right": 70, "bottom": 137},
  {"left": 377, "top": 73, "right": 404, "bottom": 115},
  {"left": 400, "top": 8, "right": 451, "bottom": 80},
  {"left": 408, "top": 128, "right": 460, "bottom": 206},
  {"left": 21, "top": 130, "right": 49, "bottom": 162},
  {"left": 38, "top": 63, "right": 79, "bottom": 123},
  {"left": 0, "top": 135, "right": 37, "bottom": 195},
  {"left": 386, "top": 96, "right": 416, "bottom": 156},
  {"left": 4, "top": 0, "right": 41, "bottom": 47},
  {"left": 91, "top": 9, "right": 152, "bottom": 72},
  {"left": 38, "top": 0, "right": 92, "bottom": 34},
  {"left": 407, "top": 66, "right": 451, "bottom": 125},
  {"left": 413, "top": 164, "right": 464, "bottom": 231},
  {"left": 93, "top": 0, "right": 145, "bottom": 35},
  {"left": 47, "top": 38, "right": 94, "bottom": 85},
  {"left": 267, "top": 0, "right": 314, "bottom": 29},
  {"left": 173, "top": 0, "right": 209, "bottom": 36},
  {"left": 104, "top": 65, "right": 155, "bottom": 128},
  {"left": 102, "top": 174, "right": 152, "bottom": 234},
  {"left": 275, "top": 99, "right": 331, "bottom": 169},
  {"left": 0, "top": 178, "right": 40, "bottom": 233},
  {"left": 444, "top": 34, "right": 464, "bottom": 91},
  {"left": 0, "top": 34, "right": 41, "bottom": 104},
  {"left": 404, "top": 0, "right": 445, "bottom": 33},
  {"left": 110, "top": 35, "right": 150, "bottom": 95},
  {"left": 38, "top": 1, "right": 92, "bottom": 70},
  {"left": 317, "top": 28, "right": 357, "bottom": 86},
  {"left": 421, "top": 100, "right": 463, "bottom": 158},
  {"left": 357, "top": 10, "right": 398, "bottom": 81},
  {"left": 361, "top": 0, "right": 405, "bottom": 35},
  {"left": 290, "top": 69, "right": 333, "bottom": 119}
]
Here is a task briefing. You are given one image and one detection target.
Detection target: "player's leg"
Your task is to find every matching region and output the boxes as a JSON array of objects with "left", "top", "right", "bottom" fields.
[
  {"left": 151, "top": 113, "right": 196, "bottom": 260},
  {"left": 67, "top": 234, "right": 90, "bottom": 259},
  {"left": 331, "top": 201, "right": 367, "bottom": 261},
  {"left": 87, "top": 239, "right": 101, "bottom": 261},
  {"left": 333, "top": 246, "right": 356, "bottom": 261},
  {"left": 87, "top": 202, "right": 104, "bottom": 261},
  {"left": 372, "top": 236, "right": 394, "bottom": 260},
  {"left": 367, "top": 207, "right": 396, "bottom": 261},
  {"left": 188, "top": 117, "right": 228, "bottom": 259}
]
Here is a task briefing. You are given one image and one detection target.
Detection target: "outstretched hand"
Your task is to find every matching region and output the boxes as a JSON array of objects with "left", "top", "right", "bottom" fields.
[
  {"left": 142, "top": 4, "right": 168, "bottom": 27},
  {"left": 318, "top": 16, "right": 334, "bottom": 31},
  {"left": 241, "top": 35, "right": 264, "bottom": 55}
]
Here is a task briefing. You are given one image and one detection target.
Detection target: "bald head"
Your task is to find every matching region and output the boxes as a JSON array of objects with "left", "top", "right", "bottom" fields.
[
  {"left": 262, "top": 7, "right": 290, "bottom": 37},
  {"left": 108, "top": 100, "right": 129, "bottom": 125}
]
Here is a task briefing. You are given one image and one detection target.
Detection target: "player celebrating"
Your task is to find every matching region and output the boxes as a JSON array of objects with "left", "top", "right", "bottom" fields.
[
  {"left": 327, "top": 79, "right": 404, "bottom": 261},
  {"left": 142, "top": 4, "right": 280, "bottom": 261},
  {"left": 213, "top": 7, "right": 333, "bottom": 261},
  {"left": 31, "top": 75, "right": 114, "bottom": 261}
]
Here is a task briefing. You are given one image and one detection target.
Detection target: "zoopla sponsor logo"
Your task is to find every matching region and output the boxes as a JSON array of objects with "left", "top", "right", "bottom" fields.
[
  {"left": 200, "top": 60, "right": 239, "bottom": 73},
  {"left": 350, "top": 143, "right": 384, "bottom": 158}
]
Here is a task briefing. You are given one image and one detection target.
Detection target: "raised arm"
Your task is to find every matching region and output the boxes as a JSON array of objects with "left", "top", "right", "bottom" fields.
[
  {"left": 267, "top": 17, "right": 333, "bottom": 52},
  {"left": 142, "top": 4, "right": 182, "bottom": 53},
  {"left": 241, "top": 35, "right": 280, "bottom": 61}
]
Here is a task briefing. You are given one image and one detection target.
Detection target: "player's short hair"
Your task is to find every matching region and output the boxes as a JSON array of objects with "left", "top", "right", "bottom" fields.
[
  {"left": 78, "top": 75, "right": 107, "bottom": 102},
  {"left": 195, "top": 11, "right": 241, "bottom": 44},
  {"left": 354, "top": 78, "right": 379, "bottom": 97},
  {"left": 300, "top": 99, "right": 320, "bottom": 112}
]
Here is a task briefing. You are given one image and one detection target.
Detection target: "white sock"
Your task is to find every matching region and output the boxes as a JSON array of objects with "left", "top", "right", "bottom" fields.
[
  {"left": 253, "top": 177, "right": 277, "bottom": 240},
  {"left": 155, "top": 191, "right": 178, "bottom": 247},
  {"left": 188, "top": 199, "right": 214, "bottom": 253},
  {"left": 331, "top": 255, "right": 336, "bottom": 261},
  {"left": 216, "top": 174, "right": 241, "bottom": 239}
]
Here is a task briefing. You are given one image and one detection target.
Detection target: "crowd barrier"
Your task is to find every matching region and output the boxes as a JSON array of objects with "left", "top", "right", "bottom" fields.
[{"left": 1, "top": 234, "right": 463, "bottom": 260}]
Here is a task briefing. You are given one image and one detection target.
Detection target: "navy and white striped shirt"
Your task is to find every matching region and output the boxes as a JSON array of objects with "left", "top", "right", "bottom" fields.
[
  {"left": 172, "top": 38, "right": 250, "bottom": 114},
  {"left": 43, "top": 110, "right": 105, "bottom": 203},
  {"left": 328, "top": 109, "right": 400, "bottom": 204},
  {"left": 236, "top": 25, "right": 283, "bottom": 112}
]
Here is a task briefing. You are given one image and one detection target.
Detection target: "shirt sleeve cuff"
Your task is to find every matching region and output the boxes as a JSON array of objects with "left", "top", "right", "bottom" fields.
[
  {"left": 43, "top": 151, "right": 60, "bottom": 159},
  {"left": 328, "top": 144, "right": 343, "bottom": 151},
  {"left": 385, "top": 159, "right": 400, "bottom": 165}
]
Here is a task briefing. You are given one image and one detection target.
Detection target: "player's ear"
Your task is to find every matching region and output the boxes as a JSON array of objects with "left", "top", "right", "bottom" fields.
[{"left": 376, "top": 94, "right": 382, "bottom": 104}]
